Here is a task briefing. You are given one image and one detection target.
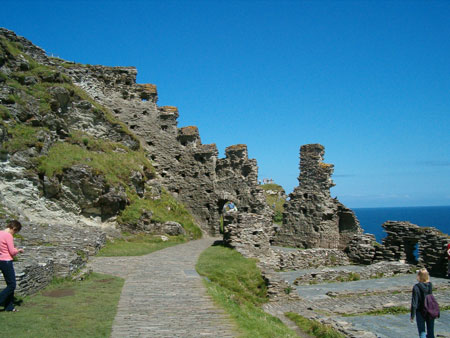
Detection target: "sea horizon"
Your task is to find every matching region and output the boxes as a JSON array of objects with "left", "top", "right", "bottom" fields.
[{"left": 353, "top": 205, "right": 450, "bottom": 242}]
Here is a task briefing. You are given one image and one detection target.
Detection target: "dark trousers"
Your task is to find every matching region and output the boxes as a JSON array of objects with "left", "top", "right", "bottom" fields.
[
  {"left": 416, "top": 311, "right": 435, "bottom": 338},
  {"left": 0, "top": 260, "right": 16, "bottom": 311}
]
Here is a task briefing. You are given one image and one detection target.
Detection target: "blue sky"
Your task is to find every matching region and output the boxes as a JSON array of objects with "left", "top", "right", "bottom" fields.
[{"left": 1, "top": 0, "right": 449, "bottom": 208}]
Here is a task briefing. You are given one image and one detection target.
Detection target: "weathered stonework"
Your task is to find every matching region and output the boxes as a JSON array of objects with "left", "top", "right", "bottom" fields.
[
  {"left": 60, "top": 60, "right": 270, "bottom": 235},
  {"left": 0, "top": 218, "right": 106, "bottom": 296},
  {"left": 346, "top": 221, "right": 449, "bottom": 277},
  {"left": 0, "top": 28, "right": 270, "bottom": 238},
  {"left": 273, "top": 144, "right": 362, "bottom": 249}
]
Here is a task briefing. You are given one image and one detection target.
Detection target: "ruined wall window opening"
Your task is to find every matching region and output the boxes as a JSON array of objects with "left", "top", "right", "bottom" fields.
[
  {"left": 142, "top": 98, "right": 148, "bottom": 102},
  {"left": 161, "top": 125, "right": 168, "bottom": 131},
  {"left": 414, "top": 243, "right": 420, "bottom": 263},
  {"left": 408, "top": 242, "right": 420, "bottom": 265}
]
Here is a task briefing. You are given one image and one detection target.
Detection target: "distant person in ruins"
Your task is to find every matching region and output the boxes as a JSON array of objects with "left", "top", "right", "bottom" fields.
[
  {"left": 447, "top": 242, "right": 450, "bottom": 279},
  {"left": 0, "top": 220, "right": 24, "bottom": 312},
  {"left": 410, "top": 268, "right": 435, "bottom": 338},
  {"left": 223, "top": 201, "right": 237, "bottom": 213}
]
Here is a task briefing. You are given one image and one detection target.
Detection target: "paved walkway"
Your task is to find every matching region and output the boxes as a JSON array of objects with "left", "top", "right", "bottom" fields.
[
  {"left": 268, "top": 268, "right": 450, "bottom": 337},
  {"left": 89, "top": 238, "right": 237, "bottom": 337}
]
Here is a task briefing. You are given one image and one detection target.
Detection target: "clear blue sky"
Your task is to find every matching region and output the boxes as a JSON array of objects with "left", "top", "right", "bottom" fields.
[{"left": 1, "top": 0, "right": 449, "bottom": 208}]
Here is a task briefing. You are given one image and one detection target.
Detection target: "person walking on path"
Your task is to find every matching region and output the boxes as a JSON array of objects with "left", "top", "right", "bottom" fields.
[
  {"left": 0, "top": 220, "right": 24, "bottom": 312},
  {"left": 410, "top": 268, "right": 435, "bottom": 338}
]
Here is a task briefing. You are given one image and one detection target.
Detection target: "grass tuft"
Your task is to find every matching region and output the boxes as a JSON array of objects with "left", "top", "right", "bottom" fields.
[
  {"left": 119, "top": 190, "right": 202, "bottom": 239},
  {"left": 261, "top": 183, "right": 285, "bottom": 224},
  {"left": 285, "top": 312, "right": 346, "bottom": 338},
  {"left": 97, "top": 233, "right": 186, "bottom": 256},
  {"left": 196, "top": 245, "right": 297, "bottom": 337}
]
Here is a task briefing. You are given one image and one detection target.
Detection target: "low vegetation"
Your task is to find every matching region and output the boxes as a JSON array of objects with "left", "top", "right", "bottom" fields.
[
  {"left": 0, "top": 273, "right": 123, "bottom": 337},
  {"left": 196, "top": 245, "right": 298, "bottom": 337},
  {"left": 120, "top": 190, "right": 202, "bottom": 239},
  {"left": 38, "top": 132, "right": 154, "bottom": 184},
  {"left": 97, "top": 233, "right": 186, "bottom": 256},
  {"left": 336, "top": 272, "right": 361, "bottom": 282},
  {"left": 343, "top": 306, "right": 409, "bottom": 317},
  {"left": 285, "top": 312, "right": 345, "bottom": 338},
  {"left": 261, "top": 183, "right": 286, "bottom": 224},
  {"left": 1, "top": 37, "right": 202, "bottom": 240}
]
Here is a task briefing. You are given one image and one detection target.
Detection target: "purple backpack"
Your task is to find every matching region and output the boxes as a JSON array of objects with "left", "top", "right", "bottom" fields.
[{"left": 422, "top": 294, "right": 440, "bottom": 319}]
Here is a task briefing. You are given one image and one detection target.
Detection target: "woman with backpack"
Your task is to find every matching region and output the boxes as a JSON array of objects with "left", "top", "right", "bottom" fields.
[{"left": 410, "top": 268, "right": 437, "bottom": 338}]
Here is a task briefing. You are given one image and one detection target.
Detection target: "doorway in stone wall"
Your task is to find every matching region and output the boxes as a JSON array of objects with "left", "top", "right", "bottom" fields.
[{"left": 405, "top": 240, "right": 420, "bottom": 265}]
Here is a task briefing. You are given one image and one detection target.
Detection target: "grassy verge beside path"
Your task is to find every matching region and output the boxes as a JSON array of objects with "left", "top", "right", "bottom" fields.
[
  {"left": 196, "top": 244, "right": 298, "bottom": 337},
  {"left": 285, "top": 312, "right": 345, "bottom": 338},
  {"left": 0, "top": 272, "right": 123, "bottom": 337},
  {"left": 97, "top": 233, "right": 186, "bottom": 256}
]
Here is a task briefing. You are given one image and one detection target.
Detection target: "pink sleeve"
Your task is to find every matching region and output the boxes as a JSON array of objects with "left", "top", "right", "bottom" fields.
[{"left": 5, "top": 233, "right": 19, "bottom": 257}]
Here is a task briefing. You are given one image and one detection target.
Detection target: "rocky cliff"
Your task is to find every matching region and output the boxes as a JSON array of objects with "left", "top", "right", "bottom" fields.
[{"left": 0, "top": 28, "right": 270, "bottom": 238}]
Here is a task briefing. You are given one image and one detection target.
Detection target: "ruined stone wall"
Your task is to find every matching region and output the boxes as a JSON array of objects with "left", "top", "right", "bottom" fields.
[
  {"left": 273, "top": 144, "right": 361, "bottom": 249},
  {"left": 347, "top": 221, "right": 449, "bottom": 277},
  {"left": 0, "top": 218, "right": 106, "bottom": 296},
  {"left": 61, "top": 59, "right": 270, "bottom": 234},
  {"left": 376, "top": 221, "right": 449, "bottom": 277}
]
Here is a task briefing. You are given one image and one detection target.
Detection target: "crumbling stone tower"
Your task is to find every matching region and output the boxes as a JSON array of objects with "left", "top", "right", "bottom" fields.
[{"left": 273, "top": 144, "right": 361, "bottom": 249}]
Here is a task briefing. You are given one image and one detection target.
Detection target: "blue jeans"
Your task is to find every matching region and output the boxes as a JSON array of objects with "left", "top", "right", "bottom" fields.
[
  {"left": 0, "top": 260, "right": 16, "bottom": 311},
  {"left": 416, "top": 311, "right": 435, "bottom": 338}
]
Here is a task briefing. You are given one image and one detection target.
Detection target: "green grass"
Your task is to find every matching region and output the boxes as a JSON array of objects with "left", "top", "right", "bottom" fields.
[
  {"left": 97, "top": 233, "right": 186, "bottom": 256},
  {"left": 336, "top": 272, "right": 360, "bottom": 282},
  {"left": 196, "top": 245, "right": 298, "bottom": 337},
  {"left": 38, "top": 128, "right": 200, "bottom": 240},
  {"left": 261, "top": 183, "right": 285, "bottom": 224},
  {"left": 2, "top": 124, "right": 47, "bottom": 153},
  {"left": 285, "top": 312, "right": 345, "bottom": 338},
  {"left": 0, "top": 36, "right": 23, "bottom": 57},
  {"left": 38, "top": 138, "right": 154, "bottom": 185},
  {"left": 342, "top": 306, "right": 409, "bottom": 317},
  {"left": 0, "top": 272, "right": 123, "bottom": 338},
  {"left": 120, "top": 190, "right": 202, "bottom": 239}
]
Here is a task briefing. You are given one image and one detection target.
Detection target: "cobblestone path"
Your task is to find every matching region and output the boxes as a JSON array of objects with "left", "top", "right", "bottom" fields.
[{"left": 89, "top": 238, "right": 237, "bottom": 338}]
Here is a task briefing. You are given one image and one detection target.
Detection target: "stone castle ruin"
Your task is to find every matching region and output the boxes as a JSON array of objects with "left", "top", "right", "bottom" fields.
[
  {"left": 273, "top": 144, "right": 362, "bottom": 249},
  {"left": 63, "top": 60, "right": 272, "bottom": 236},
  {"left": 0, "top": 28, "right": 449, "bottom": 302}
]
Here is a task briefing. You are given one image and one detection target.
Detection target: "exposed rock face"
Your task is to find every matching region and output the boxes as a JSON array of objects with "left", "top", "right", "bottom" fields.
[
  {"left": 59, "top": 59, "right": 270, "bottom": 235},
  {"left": 0, "top": 28, "right": 270, "bottom": 237},
  {"left": 273, "top": 144, "right": 362, "bottom": 249}
]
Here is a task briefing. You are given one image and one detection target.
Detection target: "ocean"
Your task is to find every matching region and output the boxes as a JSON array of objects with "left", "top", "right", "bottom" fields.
[{"left": 353, "top": 206, "right": 450, "bottom": 243}]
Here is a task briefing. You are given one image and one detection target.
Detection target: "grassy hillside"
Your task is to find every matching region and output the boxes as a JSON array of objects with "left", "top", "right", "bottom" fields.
[
  {"left": 261, "top": 183, "right": 286, "bottom": 224},
  {"left": 0, "top": 33, "right": 201, "bottom": 239}
]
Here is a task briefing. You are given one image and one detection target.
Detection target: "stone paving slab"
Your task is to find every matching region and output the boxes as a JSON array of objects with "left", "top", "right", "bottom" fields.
[
  {"left": 336, "top": 311, "right": 450, "bottom": 338},
  {"left": 89, "top": 238, "right": 237, "bottom": 337},
  {"left": 268, "top": 269, "right": 450, "bottom": 337},
  {"left": 281, "top": 271, "right": 450, "bottom": 300}
]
